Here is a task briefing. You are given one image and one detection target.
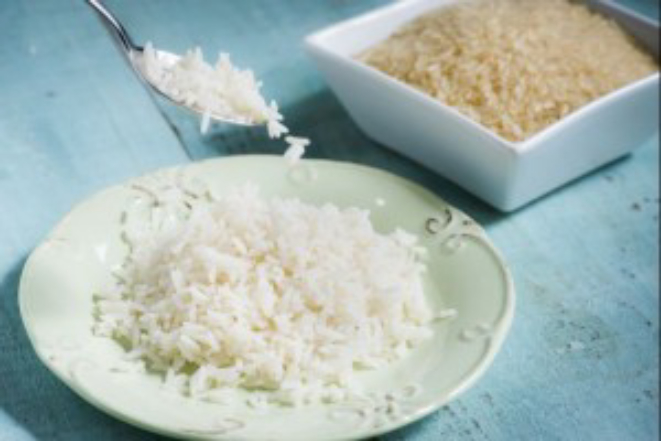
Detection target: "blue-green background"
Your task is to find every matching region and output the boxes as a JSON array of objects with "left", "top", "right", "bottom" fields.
[{"left": 0, "top": 1, "right": 658, "bottom": 439}]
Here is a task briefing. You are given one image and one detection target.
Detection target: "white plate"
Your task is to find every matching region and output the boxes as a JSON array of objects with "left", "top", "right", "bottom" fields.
[{"left": 19, "top": 156, "right": 514, "bottom": 440}]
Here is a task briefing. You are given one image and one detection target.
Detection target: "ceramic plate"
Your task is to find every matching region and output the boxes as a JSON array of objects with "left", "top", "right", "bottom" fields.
[{"left": 19, "top": 156, "right": 514, "bottom": 440}]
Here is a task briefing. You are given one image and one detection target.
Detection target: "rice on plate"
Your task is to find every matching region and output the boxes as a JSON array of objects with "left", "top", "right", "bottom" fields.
[
  {"left": 93, "top": 181, "right": 453, "bottom": 407},
  {"left": 94, "top": 45, "right": 452, "bottom": 407}
]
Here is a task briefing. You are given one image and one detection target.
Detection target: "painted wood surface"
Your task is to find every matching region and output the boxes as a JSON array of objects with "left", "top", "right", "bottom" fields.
[{"left": 0, "top": 1, "right": 658, "bottom": 440}]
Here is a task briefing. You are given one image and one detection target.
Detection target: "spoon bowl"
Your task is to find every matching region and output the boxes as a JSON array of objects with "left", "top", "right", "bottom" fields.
[
  {"left": 86, "top": 0, "right": 259, "bottom": 127},
  {"left": 131, "top": 48, "right": 257, "bottom": 126}
]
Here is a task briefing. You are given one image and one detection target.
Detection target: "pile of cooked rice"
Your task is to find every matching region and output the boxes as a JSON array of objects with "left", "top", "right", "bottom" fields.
[
  {"left": 94, "top": 183, "right": 439, "bottom": 406},
  {"left": 360, "top": 0, "right": 658, "bottom": 142}
]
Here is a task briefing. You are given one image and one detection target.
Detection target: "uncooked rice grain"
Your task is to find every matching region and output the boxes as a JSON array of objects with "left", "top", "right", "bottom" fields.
[{"left": 360, "top": 0, "right": 658, "bottom": 142}]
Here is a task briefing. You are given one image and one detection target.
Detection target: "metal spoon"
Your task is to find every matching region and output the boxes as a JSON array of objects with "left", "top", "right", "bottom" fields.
[{"left": 85, "top": 0, "right": 256, "bottom": 126}]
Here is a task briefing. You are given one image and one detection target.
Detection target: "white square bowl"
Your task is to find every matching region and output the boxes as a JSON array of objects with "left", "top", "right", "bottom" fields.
[{"left": 305, "top": 0, "right": 659, "bottom": 211}]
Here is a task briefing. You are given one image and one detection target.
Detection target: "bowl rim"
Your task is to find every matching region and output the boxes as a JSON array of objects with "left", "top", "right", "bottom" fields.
[{"left": 304, "top": 0, "right": 660, "bottom": 152}]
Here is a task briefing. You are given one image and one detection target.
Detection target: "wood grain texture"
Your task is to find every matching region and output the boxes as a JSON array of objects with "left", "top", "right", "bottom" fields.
[{"left": 0, "top": 0, "right": 658, "bottom": 440}]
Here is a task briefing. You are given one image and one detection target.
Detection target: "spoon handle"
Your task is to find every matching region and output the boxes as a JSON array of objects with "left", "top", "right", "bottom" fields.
[{"left": 86, "top": 0, "right": 138, "bottom": 53}]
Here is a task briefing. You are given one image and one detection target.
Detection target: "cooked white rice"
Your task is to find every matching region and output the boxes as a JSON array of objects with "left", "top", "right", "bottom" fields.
[
  {"left": 283, "top": 136, "right": 310, "bottom": 166},
  {"left": 94, "top": 183, "right": 439, "bottom": 405},
  {"left": 140, "top": 43, "right": 287, "bottom": 136},
  {"left": 139, "top": 43, "right": 312, "bottom": 161}
]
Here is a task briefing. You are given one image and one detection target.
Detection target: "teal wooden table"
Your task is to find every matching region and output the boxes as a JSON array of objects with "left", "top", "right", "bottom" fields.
[{"left": 1, "top": 1, "right": 658, "bottom": 440}]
